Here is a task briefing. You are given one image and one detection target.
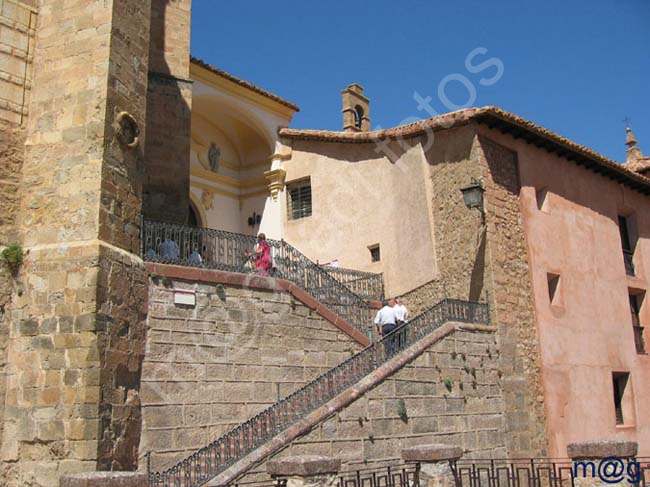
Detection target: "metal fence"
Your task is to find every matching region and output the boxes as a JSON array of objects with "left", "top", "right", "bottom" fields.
[
  {"left": 320, "top": 266, "right": 385, "bottom": 301},
  {"left": 225, "top": 464, "right": 418, "bottom": 487},
  {"left": 455, "top": 457, "right": 650, "bottom": 487},
  {"left": 147, "top": 299, "right": 489, "bottom": 487},
  {"left": 141, "top": 219, "right": 374, "bottom": 336},
  {"left": 338, "top": 464, "right": 418, "bottom": 487},
  {"left": 212, "top": 457, "right": 650, "bottom": 487}
]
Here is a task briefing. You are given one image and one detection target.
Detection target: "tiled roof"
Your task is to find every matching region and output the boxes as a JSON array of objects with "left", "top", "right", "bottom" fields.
[
  {"left": 280, "top": 106, "right": 650, "bottom": 195},
  {"left": 190, "top": 56, "right": 300, "bottom": 112},
  {"left": 627, "top": 157, "right": 650, "bottom": 174}
]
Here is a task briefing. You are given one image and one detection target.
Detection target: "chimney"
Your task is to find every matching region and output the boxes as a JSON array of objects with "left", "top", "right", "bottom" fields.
[{"left": 341, "top": 83, "right": 370, "bottom": 132}]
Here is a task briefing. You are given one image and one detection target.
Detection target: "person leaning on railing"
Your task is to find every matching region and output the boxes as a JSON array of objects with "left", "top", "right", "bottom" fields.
[{"left": 245, "top": 233, "right": 273, "bottom": 276}]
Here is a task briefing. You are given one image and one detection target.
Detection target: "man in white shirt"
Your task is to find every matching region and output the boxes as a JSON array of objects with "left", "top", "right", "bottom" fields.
[
  {"left": 393, "top": 298, "right": 409, "bottom": 327},
  {"left": 374, "top": 300, "right": 398, "bottom": 356},
  {"left": 374, "top": 300, "right": 396, "bottom": 337}
]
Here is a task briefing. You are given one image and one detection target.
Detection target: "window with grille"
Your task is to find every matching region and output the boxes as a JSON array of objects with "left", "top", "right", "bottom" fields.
[
  {"left": 369, "top": 244, "right": 380, "bottom": 263},
  {"left": 618, "top": 214, "right": 636, "bottom": 276},
  {"left": 629, "top": 292, "right": 646, "bottom": 354},
  {"left": 287, "top": 179, "right": 312, "bottom": 220}
]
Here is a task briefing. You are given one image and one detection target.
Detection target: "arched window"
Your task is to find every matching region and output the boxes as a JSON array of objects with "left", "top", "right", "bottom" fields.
[{"left": 353, "top": 105, "right": 364, "bottom": 130}]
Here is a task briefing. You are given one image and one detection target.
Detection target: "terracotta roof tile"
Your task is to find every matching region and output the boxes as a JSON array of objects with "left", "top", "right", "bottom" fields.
[
  {"left": 191, "top": 56, "right": 300, "bottom": 112},
  {"left": 280, "top": 106, "right": 650, "bottom": 194},
  {"left": 627, "top": 157, "right": 650, "bottom": 174}
]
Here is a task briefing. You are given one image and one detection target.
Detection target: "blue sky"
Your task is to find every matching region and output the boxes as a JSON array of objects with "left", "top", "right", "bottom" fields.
[{"left": 191, "top": 1, "right": 649, "bottom": 162}]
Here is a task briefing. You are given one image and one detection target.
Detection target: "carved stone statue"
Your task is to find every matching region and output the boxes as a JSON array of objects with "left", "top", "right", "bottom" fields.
[{"left": 208, "top": 143, "right": 220, "bottom": 172}]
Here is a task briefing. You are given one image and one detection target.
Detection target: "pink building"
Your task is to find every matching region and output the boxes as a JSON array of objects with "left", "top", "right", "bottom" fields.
[
  {"left": 278, "top": 103, "right": 650, "bottom": 457},
  {"left": 493, "top": 124, "right": 650, "bottom": 456}
]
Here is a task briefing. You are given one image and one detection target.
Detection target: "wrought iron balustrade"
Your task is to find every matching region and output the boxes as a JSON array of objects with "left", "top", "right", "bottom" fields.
[
  {"left": 455, "top": 457, "right": 650, "bottom": 487},
  {"left": 141, "top": 219, "right": 373, "bottom": 335},
  {"left": 147, "top": 299, "right": 489, "bottom": 487},
  {"left": 338, "top": 464, "right": 418, "bottom": 487},
  {"left": 224, "top": 457, "right": 650, "bottom": 487},
  {"left": 225, "top": 464, "right": 418, "bottom": 487},
  {"left": 319, "top": 265, "right": 385, "bottom": 301},
  {"left": 623, "top": 249, "right": 635, "bottom": 276}
]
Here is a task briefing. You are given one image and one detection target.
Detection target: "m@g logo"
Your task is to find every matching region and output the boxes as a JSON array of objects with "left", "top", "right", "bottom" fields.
[{"left": 573, "top": 457, "right": 640, "bottom": 484}]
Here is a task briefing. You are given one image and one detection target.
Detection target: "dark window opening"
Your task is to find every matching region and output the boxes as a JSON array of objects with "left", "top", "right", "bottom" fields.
[
  {"left": 629, "top": 293, "right": 646, "bottom": 354},
  {"left": 618, "top": 215, "right": 635, "bottom": 276},
  {"left": 188, "top": 202, "right": 199, "bottom": 227},
  {"left": 287, "top": 179, "right": 312, "bottom": 220},
  {"left": 619, "top": 216, "right": 632, "bottom": 251},
  {"left": 536, "top": 188, "right": 549, "bottom": 212},
  {"left": 369, "top": 244, "right": 380, "bottom": 263},
  {"left": 354, "top": 105, "right": 364, "bottom": 130},
  {"left": 547, "top": 273, "right": 560, "bottom": 305},
  {"left": 612, "top": 372, "right": 629, "bottom": 426}
]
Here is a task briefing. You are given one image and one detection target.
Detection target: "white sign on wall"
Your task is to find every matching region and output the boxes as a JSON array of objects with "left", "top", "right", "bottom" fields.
[{"left": 174, "top": 289, "right": 196, "bottom": 306}]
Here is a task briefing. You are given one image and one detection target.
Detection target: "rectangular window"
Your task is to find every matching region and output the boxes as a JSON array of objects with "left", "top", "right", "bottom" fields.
[
  {"left": 536, "top": 187, "right": 549, "bottom": 212},
  {"left": 618, "top": 216, "right": 632, "bottom": 252},
  {"left": 369, "top": 244, "right": 380, "bottom": 263},
  {"left": 287, "top": 179, "right": 312, "bottom": 220},
  {"left": 612, "top": 372, "right": 631, "bottom": 426},
  {"left": 547, "top": 273, "right": 560, "bottom": 305},
  {"left": 629, "top": 293, "right": 646, "bottom": 354},
  {"left": 618, "top": 215, "right": 635, "bottom": 276}
]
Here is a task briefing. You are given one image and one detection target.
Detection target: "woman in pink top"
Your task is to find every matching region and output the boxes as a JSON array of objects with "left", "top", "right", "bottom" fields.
[{"left": 253, "top": 233, "right": 272, "bottom": 275}]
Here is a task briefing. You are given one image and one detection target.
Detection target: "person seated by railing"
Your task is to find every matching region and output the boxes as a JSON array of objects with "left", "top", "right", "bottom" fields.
[
  {"left": 160, "top": 237, "right": 180, "bottom": 261},
  {"left": 245, "top": 233, "right": 273, "bottom": 276},
  {"left": 188, "top": 246, "right": 203, "bottom": 267}
]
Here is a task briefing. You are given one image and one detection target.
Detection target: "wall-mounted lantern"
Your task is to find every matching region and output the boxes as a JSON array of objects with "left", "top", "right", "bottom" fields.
[
  {"left": 248, "top": 212, "right": 262, "bottom": 227},
  {"left": 460, "top": 178, "right": 485, "bottom": 219}
]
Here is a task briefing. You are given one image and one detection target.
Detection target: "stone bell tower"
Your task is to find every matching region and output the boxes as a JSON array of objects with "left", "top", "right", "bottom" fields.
[{"left": 342, "top": 83, "right": 370, "bottom": 132}]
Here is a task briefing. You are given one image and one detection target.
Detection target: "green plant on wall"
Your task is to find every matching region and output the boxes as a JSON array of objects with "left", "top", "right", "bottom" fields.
[
  {"left": 443, "top": 377, "right": 453, "bottom": 391},
  {"left": 396, "top": 399, "right": 408, "bottom": 422},
  {"left": 1, "top": 243, "right": 23, "bottom": 275}
]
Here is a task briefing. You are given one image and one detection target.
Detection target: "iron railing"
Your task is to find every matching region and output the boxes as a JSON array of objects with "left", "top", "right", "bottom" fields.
[
  {"left": 147, "top": 299, "right": 489, "bottom": 487},
  {"left": 319, "top": 265, "right": 385, "bottom": 301},
  {"left": 223, "top": 457, "right": 650, "bottom": 487},
  {"left": 225, "top": 464, "right": 418, "bottom": 487},
  {"left": 623, "top": 249, "right": 635, "bottom": 276},
  {"left": 455, "top": 457, "right": 650, "bottom": 487},
  {"left": 338, "top": 464, "right": 418, "bottom": 487},
  {"left": 141, "top": 219, "right": 374, "bottom": 336}
]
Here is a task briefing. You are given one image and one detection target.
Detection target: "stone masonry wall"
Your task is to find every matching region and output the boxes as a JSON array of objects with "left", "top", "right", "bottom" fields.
[
  {"left": 240, "top": 326, "right": 504, "bottom": 482},
  {"left": 140, "top": 277, "right": 364, "bottom": 471},
  {"left": 1, "top": 1, "right": 153, "bottom": 485},
  {"left": 143, "top": 0, "right": 191, "bottom": 223},
  {"left": 426, "top": 126, "right": 488, "bottom": 304},
  {"left": 477, "top": 135, "right": 547, "bottom": 457},
  {"left": 0, "top": 126, "right": 25, "bottom": 445},
  {"left": 395, "top": 278, "right": 445, "bottom": 317},
  {"left": 422, "top": 126, "right": 547, "bottom": 457},
  {"left": 0, "top": 0, "right": 37, "bottom": 126}
]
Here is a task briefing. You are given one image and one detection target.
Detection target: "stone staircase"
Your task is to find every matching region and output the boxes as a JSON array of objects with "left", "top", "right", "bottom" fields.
[
  {"left": 142, "top": 219, "right": 379, "bottom": 338},
  {"left": 145, "top": 299, "right": 490, "bottom": 487}
]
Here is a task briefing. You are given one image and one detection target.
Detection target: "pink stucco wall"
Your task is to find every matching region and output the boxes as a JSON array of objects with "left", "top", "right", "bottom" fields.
[{"left": 480, "top": 127, "right": 650, "bottom": 457}]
